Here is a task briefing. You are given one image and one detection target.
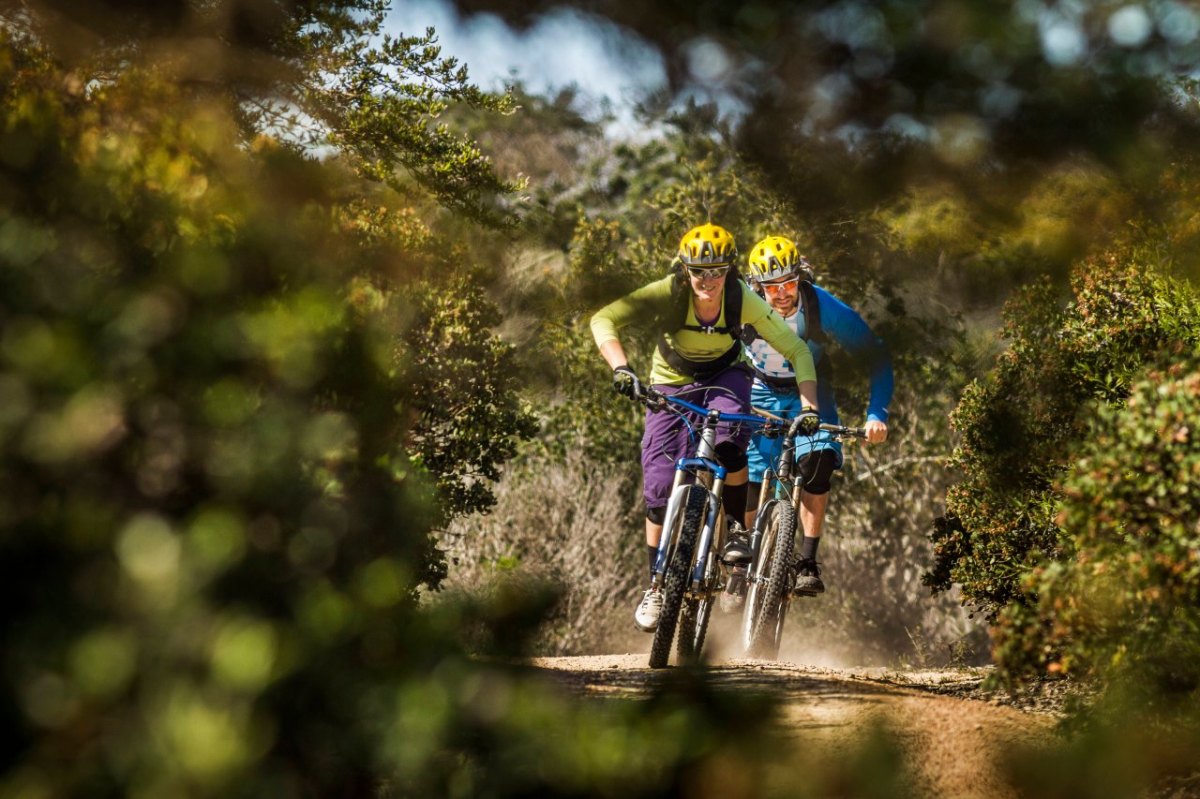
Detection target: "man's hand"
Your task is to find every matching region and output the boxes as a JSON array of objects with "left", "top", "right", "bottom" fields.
[
  {"left": 865, "top": 419, "right": 888, "bottom": 444},
  {"left": 795, "top": 407, "right": 820, "bottom": 436},
  {"left": 612, "top": 365, "right": 641, "bottom": 399}
]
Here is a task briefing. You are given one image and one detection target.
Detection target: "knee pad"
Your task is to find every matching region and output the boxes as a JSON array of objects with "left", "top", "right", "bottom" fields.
[
  {"left": 797, "top": 449, "right": 838, "bottom": 495},
  {"left": 646, "top": 505, "right": 666, "bottom": 525},
  {"left": 714, "top": 441, "right": 748, "bottom": 473}
]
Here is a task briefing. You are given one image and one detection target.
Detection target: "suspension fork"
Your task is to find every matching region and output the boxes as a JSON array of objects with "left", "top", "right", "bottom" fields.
[
  {"left": 691, "top": 418, "right": 722, "bottom": 586},
  {"left": 650, "top": 466, "right": 691, "bottom": 587},
  {"left": 692, "top": 472, "right": 724, "bottom": 586},
  {"left": 748, "top": 470, "right": 774, "bottom": 562}
]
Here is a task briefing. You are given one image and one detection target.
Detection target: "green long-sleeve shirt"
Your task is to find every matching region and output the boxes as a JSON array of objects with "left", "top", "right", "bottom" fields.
[{"left": 590, "top": 276, "right": 817, "bottom": 387}]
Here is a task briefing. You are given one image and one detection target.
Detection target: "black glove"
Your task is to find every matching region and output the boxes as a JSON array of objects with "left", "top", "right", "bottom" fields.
[
  {"left": 612, "top": 365, "right": 641, "bottom": 399},
  {"left": 795, "top": 408, "right": 820, "bottom": 437}
]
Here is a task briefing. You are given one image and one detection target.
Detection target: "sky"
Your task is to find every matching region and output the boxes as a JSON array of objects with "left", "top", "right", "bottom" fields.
[{"left": 384, "top": 0, "right": 669, "bottom": 121}]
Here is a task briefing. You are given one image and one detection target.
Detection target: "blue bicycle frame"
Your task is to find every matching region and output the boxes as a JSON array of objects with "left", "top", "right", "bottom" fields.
[{"left": 650, "top": 393, "right": 772, "bottom": 590}]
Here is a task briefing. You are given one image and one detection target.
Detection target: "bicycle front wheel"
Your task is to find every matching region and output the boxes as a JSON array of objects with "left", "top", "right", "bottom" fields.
[
  {"left": 741, "top": 500, "right": 796, "bottom": 659},
  {"left": 649, "top": 485, "right": 707, "bottom": 669},
  {"left": 677, "top": 544, "right": 717, "bottom": 664}
]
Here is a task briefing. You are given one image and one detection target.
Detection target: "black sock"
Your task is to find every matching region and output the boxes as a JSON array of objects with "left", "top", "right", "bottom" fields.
[
  {"left": 647, "top": 544, "right": 659, "bottom": 577},
  {"left": 801, "top": 535, "right": 820, "bottom": 561},
  {"left": 722, "top": 481, "right": 748, "bottom": 526}
]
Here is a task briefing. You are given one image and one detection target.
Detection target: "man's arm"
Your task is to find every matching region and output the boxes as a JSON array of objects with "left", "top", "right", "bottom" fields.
[{"left": 815, "top": 286, "right": 893, "bottom": 442}]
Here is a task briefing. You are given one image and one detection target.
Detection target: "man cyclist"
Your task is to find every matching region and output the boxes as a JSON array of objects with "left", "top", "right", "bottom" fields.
[
  {"left": 590, "top": 224, "right": 821, "bottom": 632},
  {"left": 736, "top": 235, "right": 893, "bottom": 595}
]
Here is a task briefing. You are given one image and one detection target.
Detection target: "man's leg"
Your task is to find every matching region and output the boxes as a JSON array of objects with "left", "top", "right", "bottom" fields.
[
  {"left": 798, "top": 489, "right": 830, "bottom": 558},
  {"left": 793, "top": 448, "right": 839, "bottom": 594}
]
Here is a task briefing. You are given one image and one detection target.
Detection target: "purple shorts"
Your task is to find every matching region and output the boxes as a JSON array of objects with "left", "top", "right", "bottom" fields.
[{"left": 640, "top": 365, "right": 753, "bottom": 511}]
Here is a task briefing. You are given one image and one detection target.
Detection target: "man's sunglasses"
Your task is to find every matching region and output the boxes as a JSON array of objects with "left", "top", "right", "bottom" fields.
[
  {"left": 760, "top": 275, "right": 800, "bottom": 293},
  {"left": 685, "top": 265, "right": 731, "bottom": 280}
]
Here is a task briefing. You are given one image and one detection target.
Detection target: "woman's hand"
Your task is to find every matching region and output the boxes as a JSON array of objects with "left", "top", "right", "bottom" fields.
[{"left": 612, "top": 365, "right": 641, "bottom": 398}]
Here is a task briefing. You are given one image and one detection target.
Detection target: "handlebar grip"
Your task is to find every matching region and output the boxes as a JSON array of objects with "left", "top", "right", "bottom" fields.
[
  {"left": 786, "top": 417, "right": 804, "bottom": 439},
  {"left": 818, "top": 423, "right": 868, "bottom": 438}
]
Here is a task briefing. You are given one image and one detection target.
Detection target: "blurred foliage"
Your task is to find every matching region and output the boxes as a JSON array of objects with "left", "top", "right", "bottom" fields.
[
  {"left": 926, "top": 243, "right": 1200, "bottom": 668},
  {"left": 993, "top": 359, "right": 1200, "bottom": 698},
  {"left": 449, "top": 0, "right": 1200, "bottom": 202},
  {"left": 0, "top": 11, "right": 733, "bottom": 796},
  {"left": 2, "top": 0, "right": 523, "bottom": 227},
  {"left": 0, "top": 30, "right": 443, "bottom": 792}
]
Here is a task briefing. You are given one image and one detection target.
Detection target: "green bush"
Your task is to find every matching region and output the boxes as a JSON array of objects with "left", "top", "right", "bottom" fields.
[
  {"left": 927, "top": 248, "right": 1200, "bottom": 636},
  {"left": 993, "top": 359, "right": 1200, "bottom": 693}
]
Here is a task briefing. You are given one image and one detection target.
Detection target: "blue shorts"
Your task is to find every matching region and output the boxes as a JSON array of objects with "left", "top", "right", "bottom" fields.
[{"left": 746, "top": 382, "right": 843, "bottom": 484}]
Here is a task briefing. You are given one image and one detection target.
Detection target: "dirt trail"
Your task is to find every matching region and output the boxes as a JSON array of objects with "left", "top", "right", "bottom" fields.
[{"left": 531, "top": 654, "right": 1058, "bottom": 799}]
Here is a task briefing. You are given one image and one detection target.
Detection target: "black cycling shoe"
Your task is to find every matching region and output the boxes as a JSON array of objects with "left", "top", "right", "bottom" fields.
[
  {"left": 721, "top": 523, "right": 752, "bottom": 565},
  {"left": 793, "top": 556, "right": 825, "bottom": 595}
]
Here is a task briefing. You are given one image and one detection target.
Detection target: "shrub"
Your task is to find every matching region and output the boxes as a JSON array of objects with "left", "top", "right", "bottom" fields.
[
  {"left": 438, "top": 443, "right": 646, "bottom": 656},
  {"left": 993, "top": 359, "right": 1200, "bottom": 693},
  {"left": 927, "top": 249, "right": 1200, "bottom": 632}
]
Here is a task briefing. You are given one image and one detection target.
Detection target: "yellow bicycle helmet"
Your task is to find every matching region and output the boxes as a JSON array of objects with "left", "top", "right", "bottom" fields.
[
  {"left": 678, "top": 223, "right": 738, "bottom": 266},
  {"left": 746, "top": 235, "right": 809, "bottom": 283}
]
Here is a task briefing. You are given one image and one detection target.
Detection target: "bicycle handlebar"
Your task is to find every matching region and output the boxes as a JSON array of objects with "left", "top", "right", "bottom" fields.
[
  {"left": 817, "top": 423, "right": 868, "bottom": 440},
  {"left": 636, "top": 385, "right": 770, "bottom": 428},
  {"left": 632, "top": 384, "right": 868, "bottom": 440}
]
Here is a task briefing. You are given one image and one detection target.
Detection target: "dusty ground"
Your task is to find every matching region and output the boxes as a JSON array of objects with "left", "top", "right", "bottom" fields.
[{"left": 531, "top": 652, "right": 1060, "bottom": 799}]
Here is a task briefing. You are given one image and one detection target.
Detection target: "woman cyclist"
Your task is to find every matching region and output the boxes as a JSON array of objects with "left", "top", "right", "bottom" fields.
[{"left": 590, "top": 223, "right": 821, "bottom": 632}]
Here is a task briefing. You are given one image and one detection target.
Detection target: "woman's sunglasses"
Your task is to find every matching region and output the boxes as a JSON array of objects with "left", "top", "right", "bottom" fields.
[{"left": 685, "top": 265, "right": 731, "bottom": 280}]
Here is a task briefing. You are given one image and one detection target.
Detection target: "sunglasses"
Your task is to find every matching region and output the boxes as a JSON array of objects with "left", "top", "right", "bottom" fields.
[
  {"left": 685, "top": 265, "right": 731, "bottom": 280},
  {"left": 760, "top": 275, "right": 800, "bottom": 293}
]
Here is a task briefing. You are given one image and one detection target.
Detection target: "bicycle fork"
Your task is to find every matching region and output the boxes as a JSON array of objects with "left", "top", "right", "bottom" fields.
[{"left": 651, "top": 422, "right": 725, "bottom": 589}]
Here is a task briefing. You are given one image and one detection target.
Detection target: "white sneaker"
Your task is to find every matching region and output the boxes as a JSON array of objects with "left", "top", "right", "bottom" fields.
[{"left": 634, "top": 588, "right": 663, "bottom": 632}]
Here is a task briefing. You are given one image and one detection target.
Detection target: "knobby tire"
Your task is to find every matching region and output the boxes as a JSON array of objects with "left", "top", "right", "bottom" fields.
[
  {"left": 649, "top": 486, "right": 707, "bottom": 669},
  {"left": 744, "top": 501, "right": 796, "bottom": 659},
  {"left": 677, "top": 548, "right": 716, "bottom": 665}
]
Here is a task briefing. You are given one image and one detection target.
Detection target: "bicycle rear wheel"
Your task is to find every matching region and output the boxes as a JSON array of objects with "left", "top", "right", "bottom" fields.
[
  {"left": 649, "top": 485, "right": 707, "bottom": 669},
  {"left": 741, "top": 500, "right": 796, "bottom": 659}
]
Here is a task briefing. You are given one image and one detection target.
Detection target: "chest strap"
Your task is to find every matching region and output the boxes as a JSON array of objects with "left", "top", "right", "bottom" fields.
[
  {"left": 750, "top": 366, "right": 798, "bottom": 391},
  {"left": 657, "top": 335, "right": 741, "bottom": 380}
]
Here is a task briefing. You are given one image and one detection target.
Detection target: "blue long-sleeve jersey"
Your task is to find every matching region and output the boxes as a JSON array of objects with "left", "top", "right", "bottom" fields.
[{"left": 745, "top": 284, "right": 893, "bottom": 425}]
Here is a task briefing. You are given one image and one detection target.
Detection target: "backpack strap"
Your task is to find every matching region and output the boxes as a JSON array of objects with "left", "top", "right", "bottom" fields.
[
  {"left": 798, "top": 279, "right": 822, "bottom": 343},
  {"left": 656, "top": 280, "right": 747, "bottom": 379}
]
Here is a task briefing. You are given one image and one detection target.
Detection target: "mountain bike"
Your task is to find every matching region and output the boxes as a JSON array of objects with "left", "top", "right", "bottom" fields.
[
  {"left": 631, "top": 384, "right": 778, "bottom": 669},
  {"left": 741, "top": 418, "right": 866, "bottom": 659}
]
